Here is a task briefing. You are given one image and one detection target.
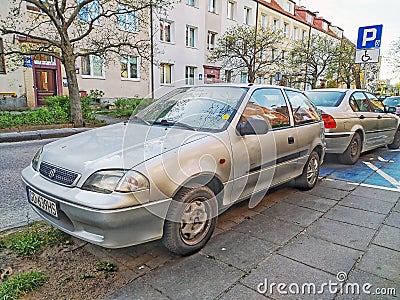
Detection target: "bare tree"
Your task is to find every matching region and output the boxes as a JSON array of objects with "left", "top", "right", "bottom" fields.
[
  {"left": 289, "top": 34, "right": 340, "bottom": 89},
  {"left": 388, "top": 37, "right": 400, "bottom": 78},
  {"left": 337, "top": 38, "right": 358, "bottom": 88},
  {"left": 0, "top": 0, "right": 168, "bottom": 127},
  {"left": 209, "top": 25, "right": 285, "bottom": 83}
]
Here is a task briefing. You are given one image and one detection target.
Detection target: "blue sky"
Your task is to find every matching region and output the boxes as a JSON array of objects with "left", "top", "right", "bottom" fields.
[{"left": 299, "top": 0, "right": 399, "bottom": 82}]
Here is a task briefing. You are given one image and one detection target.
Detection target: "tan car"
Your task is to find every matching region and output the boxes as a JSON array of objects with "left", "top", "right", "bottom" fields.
[
  {"left": 306, "top": 89, "right": 400, "bottom": 164},
  {"left": 22, "top": 85, "right": 325, "bottom": 255}
]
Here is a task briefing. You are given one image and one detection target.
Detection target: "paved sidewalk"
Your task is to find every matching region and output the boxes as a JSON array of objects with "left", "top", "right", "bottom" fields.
[{"left": 79, "top": 178, "right": 400, "bottom": 299}]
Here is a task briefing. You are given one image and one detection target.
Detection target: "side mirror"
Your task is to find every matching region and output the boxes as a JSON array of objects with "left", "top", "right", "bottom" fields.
[
  {"left": 237, "top": 118, "right": 270, "bottom": 136},
  {"left": 386, "top": 106, "right": 397, "bottom": 114}
]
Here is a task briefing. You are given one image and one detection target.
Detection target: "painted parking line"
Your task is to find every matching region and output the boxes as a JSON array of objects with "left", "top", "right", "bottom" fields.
[{"left": 320, "top": 148, "right": 400, "bottom": 191}]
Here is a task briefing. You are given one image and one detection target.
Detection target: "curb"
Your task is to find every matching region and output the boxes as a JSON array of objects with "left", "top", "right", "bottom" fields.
[{"left": 0, "top": 127, "right": 91, "bottom": 143}]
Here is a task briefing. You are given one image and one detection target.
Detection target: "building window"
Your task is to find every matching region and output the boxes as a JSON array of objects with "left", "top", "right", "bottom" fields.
[
  {"left": 208, "top": 0, "right": 216, "bottom": 13},
  {"left": 271, "top": 48, "right": 276, "bottom": 62},
  {"left": 227, "top": 1, "right": 235, "bottom": 20},
  {"left": 306, "top": 13, "right": 313, "bottom": 23},
  {"left": 244, "top": 7, "right": 251, "bottom": 25},
  {"left": 78, "top": 0, "right": 101, "bottom": 25},
  {"left": 293, "top": 27, "right": 299, "bottom": 40},
  {"left": 225, "top": 70, "right": 232, "bottom": 83},
  {"left": 185, "top": 66, "right": 196, "bottom": 85},
  {"left": 121, "top": 56, "right": 139, "bottom": 80},
  {"left": 272, "top": 19, "right": 279, "bottom": 32},
  {"left": 322, "top": 22, "right": 328, "bottom": 31},
  {"left": 259, "top": 49, "right": 266, "bottom": 60},
  {"left": 160, "top": 20, "right": 173, "bottom": 42},
  {"left": 302, "top": 30, "right": 307, "bottom": 42},
  {"left": 186, "top": 25, "right": 196, "bottom": 48},
  {"left": 186, "top": 0, "right": 196, "bottom": 7},
  {"left": 281, "top": 50, "right": 286, "bottom": 63},
  {"left": 160, "top": 63, "right": 173, "bottom": 84},
  {"left": 257, "top": 76, "right": 263, "bottom": 84},
  {"left": 118, "top": 5, "right": 138, "bottom": 32},
  {"left": 260, "top": 13, "right": 268, "bottom": 29},
  {"left": 283, "top": 23, "right": 289, "bottom": 37},
  {"left": 81, "top": 54, "right": 104, "bottom": 78},
  {"left": 285, "top": 1, "right": 294, "bottom": 14},
  {"left": 240, "top": 72, "right": 247, "bottom": 83},
  {"left": 0, "top": 38, "right": 5, "bottom": 74},
  {"left": 207, "top": 31, "right": 217, "bottom": 50}
]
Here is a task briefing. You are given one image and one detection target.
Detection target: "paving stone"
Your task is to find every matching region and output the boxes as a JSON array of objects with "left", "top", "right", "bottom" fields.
[
  {"left": 350, "top": 186, "right": 400, "bottom": 203},
  {"left": 242, "top": 254, "right": 336, "bottom": 300},
  {"left": 201, "top": 230, "right": 278, "bottom": 271},
  {"left": 393, "top": 201, "right": 400, "bottom": 212},
  {"left": 339, "top": 195, "right": 394, "bottom": 215},
  {"left": 324, "top": 206, "right": 386, "bottom": 229},
  {"left": 283, "top": 193, "right": 337, "bottom": 213},
  {"left": 384, "top": 211, "right": 400, "bottom": 229},
  {"left": 317, "top": 179, "right": 357, "bottom": 192},
  {"left": 232, "top": 213, "right": 304, "bottom": 246},
  {"left": 357, "top": 245, "right": 400, "bottom": 281},
  {"left": 336, "top": 269, "right": 399, "bottom": 300},
  {"left": 307, "top": 218, "right": 376, "bottom": 250},
  {"left": 219, "top": 283, "right": 269, "bottom": 300},
  {"left": 305, "top": 186, "right": 350, "bottom": 201},
  {"left": 143, "top": 253, "right": 243, "bottom": 300},
  {"left": 278, "top": 235, "right": 362, "bottom": 275},
  {"left": 103, "top": 277, "right": 169, "bottom": 300},
  {"left": 261, "top": 202, "right": 323, "bottom": 227},
  {"left": 372, "top": 225, "right": 400, "bottom": 251}
]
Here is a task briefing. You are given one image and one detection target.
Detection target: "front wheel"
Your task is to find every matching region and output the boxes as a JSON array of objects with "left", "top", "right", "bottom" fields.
[
  {"left": 388, "top": 128, "right": 400, "bottom": 149},
  {"left": 162, "top": 186, "right": 218, "bottom": 256},
  {"left": 295, "top": 151, "right": 320, "bottom": 190}
]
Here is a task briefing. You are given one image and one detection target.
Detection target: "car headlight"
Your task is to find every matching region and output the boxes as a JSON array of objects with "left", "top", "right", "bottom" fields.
[
  {"left": 32, "top": 147, "right": 43, "bottom": 171},
  {"left": 82, "top": 170, "right": 149, "bottom": 194}
]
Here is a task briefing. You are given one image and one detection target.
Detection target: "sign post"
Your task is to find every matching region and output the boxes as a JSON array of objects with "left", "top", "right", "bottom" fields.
[{"left": 356, "top": 25, "right": 383, "bottom": 89}]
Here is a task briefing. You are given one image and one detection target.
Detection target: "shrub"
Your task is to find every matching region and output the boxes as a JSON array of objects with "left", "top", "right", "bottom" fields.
[{"left": 0, "top": 271, "right": 48, "bottom": 299}]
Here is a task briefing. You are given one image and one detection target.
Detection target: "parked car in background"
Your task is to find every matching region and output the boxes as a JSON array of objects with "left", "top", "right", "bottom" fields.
[
  {"left": 383, "top": 96, "right": 400, "bottom": 116},
  {"left": 306, "top": 88, "right": 400, "bottom": 164},
  {"left": 22, "top": 84, "right": 325, "bottom": 256}
]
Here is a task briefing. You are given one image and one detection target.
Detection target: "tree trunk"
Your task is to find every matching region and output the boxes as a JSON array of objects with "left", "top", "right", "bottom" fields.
[{"left": 64, "top": 55, "right": 83, "bottom": 128}]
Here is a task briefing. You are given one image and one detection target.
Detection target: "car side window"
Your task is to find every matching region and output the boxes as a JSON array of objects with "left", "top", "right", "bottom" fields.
[
  {"left": 350, "top": 92, "right": 371, "bottom": 112},
  {"left": 285, "top": 90, "right": 320, "bottom": 125},
  {"left": 241, "top": 88, "right": 291, "bottom": 129},
  {"left": 365, "top": 92, "right": 385, "bottom": 113}
]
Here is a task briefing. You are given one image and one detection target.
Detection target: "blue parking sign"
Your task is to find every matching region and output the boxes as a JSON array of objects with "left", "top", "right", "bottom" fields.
[{"left": 357, "top": 25, "right": 383, "bottom": 49}]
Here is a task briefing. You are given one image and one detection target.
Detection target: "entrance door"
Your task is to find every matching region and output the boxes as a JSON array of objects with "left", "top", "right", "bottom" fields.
[{"left": 35, "top": 69, "right": 57, "bottom": 106}]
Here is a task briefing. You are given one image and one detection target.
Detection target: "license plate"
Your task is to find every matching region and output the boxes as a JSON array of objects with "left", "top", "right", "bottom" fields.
[{"left": 27, "top": 188, "right": 59, "bottom": 219}]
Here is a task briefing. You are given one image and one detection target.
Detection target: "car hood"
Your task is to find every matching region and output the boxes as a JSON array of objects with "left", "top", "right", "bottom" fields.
[{"left": 40, "top": 122, "right": 208, "bottom": 177}]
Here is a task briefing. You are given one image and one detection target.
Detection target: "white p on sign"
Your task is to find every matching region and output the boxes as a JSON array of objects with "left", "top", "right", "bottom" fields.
[{"left": 357, "top": 25, "right": 383, "bottom": 50}]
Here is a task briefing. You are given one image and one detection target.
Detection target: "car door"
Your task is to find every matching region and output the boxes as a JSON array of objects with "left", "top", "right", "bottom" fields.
[
  {"left": 284, "top": 89, "right": 323, "bottom": 171},
  {"left": 365, "top": 92, "right": 398, "bottom": 144},
  {"left": 228, "top": 87, "right": 298, "bottom": 203},
  {"left": 349, "top": 91, "right": 381, "bottom": 150}
]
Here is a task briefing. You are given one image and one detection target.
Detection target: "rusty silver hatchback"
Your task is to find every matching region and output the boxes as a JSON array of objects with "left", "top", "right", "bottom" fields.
[{"left": 22, "top": 84, "right": 325, "bottom": 255}]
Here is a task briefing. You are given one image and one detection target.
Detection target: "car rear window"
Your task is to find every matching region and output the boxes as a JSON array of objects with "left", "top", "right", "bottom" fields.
[{"left": 305, "top": 91, "right": 346, "bottom": 107}]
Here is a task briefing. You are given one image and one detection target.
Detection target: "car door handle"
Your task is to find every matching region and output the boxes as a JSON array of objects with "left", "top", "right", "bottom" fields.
[
  {"left": 377, "top": 115, "right": 382, "bottom": 119},
  {"left": 359, "top": 115, "right": 365, "bottom": 120},
  {"left": 288, "top": 136, "right": 295, "bottom": 144}
]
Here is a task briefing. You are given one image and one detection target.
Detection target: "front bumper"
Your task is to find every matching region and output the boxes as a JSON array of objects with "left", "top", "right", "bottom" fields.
[
  {"left": 22, "top": 166, "right": 171, "bottom": 248},
  {"left": 324, "top": 132, "right": 354, "bottom": 154}
]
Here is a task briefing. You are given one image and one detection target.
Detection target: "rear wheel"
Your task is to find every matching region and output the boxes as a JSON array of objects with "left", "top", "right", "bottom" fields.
[
  {"left": 388, "top": 128, "right": 400, "bottom": 149},
  {"left": 339, "top": 132, "right": 361, "bottom": 165},
  {"left": 162, "top": 186, "right": 218, "bottom": 256},
  {"left": 295, "top": 151, "right": 320, "bottom": 190}
]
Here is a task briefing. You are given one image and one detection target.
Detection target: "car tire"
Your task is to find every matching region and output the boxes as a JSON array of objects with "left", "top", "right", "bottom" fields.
[
  {"left": 339, "top": 132, "right": 361, "bottom": 165},
  {"left": 295, "top": 151, "right": 320, "bottom": 190},
  {"left": 388, "top": 128, "right": 400, "bottom": 149},
  {"left": 162, "top": 186, "right": 218, "bottom": 256}
]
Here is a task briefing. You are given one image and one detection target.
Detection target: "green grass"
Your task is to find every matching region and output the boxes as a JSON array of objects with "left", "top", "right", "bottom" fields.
[
  {"left": 0, "top": 222, "right": 69, "bottom": 256},
  {"left": 0, "top": 271, "right": 48, "bottom": 300},
  {"left": 94, "top": 261, "right": 118, "bottom": 278}
]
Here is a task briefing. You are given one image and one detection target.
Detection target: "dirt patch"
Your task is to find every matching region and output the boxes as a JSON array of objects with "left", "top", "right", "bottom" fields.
[{"left": 0, "top": 240, "right": 132, "bottom": 300}]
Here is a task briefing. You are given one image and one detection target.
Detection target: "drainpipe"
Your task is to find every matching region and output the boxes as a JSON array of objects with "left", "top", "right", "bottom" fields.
[{"left": 303, "top": 25, "right": 311, "bottom": 90}]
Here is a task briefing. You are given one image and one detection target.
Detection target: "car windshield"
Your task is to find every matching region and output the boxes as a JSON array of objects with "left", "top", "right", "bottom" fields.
[
  {"left": 383, "top": 97, "right": 400, "bottom": 107},
  {"left": 305, "top": 91, "right": 346, "bottom": 107},
  {"left": 133, "top": 86, "right": 248, "bottom": 131}
]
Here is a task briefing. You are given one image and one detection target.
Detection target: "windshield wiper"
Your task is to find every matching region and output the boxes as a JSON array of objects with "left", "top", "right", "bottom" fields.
[
  {"left": 153, "top": 119, "right": 196, "bottom": 131},
  {"left": 129, "top": 115, "right": 150, "bottom": 125}
]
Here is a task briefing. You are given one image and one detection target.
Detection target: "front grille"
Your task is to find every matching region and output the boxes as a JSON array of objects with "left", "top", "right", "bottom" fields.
[{"left": 39, "top": 162, "right": 80, "bottom": 186}]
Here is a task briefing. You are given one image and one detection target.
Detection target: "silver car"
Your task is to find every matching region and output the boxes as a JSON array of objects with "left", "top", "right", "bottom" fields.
[
  {"left": 306, "top": 89, "right": 400, "bottom": 164},
  {"left": 22, "top": 84, "right": 325, "bottom": 256}
]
